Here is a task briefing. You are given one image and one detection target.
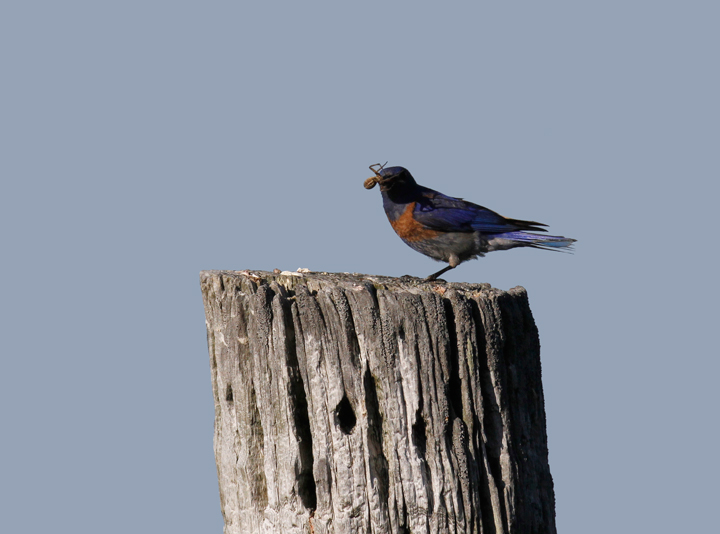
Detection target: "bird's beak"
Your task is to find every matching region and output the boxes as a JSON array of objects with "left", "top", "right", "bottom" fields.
[{"left": 377, "top": 177, "right": 394, "bottom": 191}]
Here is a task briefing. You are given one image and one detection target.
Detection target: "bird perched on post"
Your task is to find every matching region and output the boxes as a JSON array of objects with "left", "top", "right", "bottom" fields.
[{"left": 364, "top": 163, "right": 576, "bottom": 281}]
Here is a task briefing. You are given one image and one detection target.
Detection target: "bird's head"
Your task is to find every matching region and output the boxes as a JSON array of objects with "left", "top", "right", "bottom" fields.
[{"left": 364, "top": 163, "right": 417, "bottom": 192}]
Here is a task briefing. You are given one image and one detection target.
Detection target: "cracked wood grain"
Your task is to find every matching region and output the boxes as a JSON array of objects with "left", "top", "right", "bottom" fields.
[{"left": 200, "top": 270, "right": 556, "bottom": 534}]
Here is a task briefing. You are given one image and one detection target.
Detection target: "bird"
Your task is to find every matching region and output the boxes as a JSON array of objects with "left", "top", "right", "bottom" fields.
[{"left": 364, "top": 163, "right": 576, "bottom": 281}]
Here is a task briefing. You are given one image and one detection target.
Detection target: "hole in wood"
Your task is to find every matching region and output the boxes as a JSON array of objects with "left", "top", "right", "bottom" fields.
[
  {"left": 334, "top": 394, "right": 356, "bottom": 434},
  {"left": 225, "top": 384, "right": 233, "bottom": 402},
  {"left": 412, "top": 409, "right": 427, "bottom": 457}
]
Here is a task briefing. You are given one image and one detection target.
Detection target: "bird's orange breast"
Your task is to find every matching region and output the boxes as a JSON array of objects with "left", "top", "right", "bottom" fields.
[{"left": 389, "top": 202, "right": 442, "bottom": 242}]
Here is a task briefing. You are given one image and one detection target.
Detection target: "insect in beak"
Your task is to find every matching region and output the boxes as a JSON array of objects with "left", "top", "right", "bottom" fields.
[{"left": 364, "top": 162, "right": 389, "bottom": 190}]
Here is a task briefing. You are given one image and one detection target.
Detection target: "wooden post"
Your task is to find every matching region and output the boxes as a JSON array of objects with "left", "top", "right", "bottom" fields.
[{"left": 200, "top": 270, "right": 556, "bottom": 534}]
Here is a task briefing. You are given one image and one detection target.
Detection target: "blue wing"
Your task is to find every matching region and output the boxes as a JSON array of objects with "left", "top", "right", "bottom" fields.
[{"left": 413, "top": 187, "right": 548, "bottom": 235}]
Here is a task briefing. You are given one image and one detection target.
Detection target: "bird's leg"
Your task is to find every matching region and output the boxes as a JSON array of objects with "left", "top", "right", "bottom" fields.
[{"left": 425, "top": 264, "right": 455, "bottom": 281}]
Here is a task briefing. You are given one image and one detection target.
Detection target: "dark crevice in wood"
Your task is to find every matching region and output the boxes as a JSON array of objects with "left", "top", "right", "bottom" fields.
[
  {"left": 474, "top": 412, "right": 497, "bottom": 534},
  {"left": 451, "top": 417, "right": 470, "bottom": 531},
  {"left": 364, "top": 367, "right": 389, "bottom": 506},
  {"left": 470, "top": 298, "right": 509, "bottom": 532},
  {"left": 400, "top": 492, "right": 410, "bottom": 534},
  {"left": 225, "top": 383, "right": 233, "bottom": 402},
  {"left": 443, "top": 299, "right": 464, "bottom": 424},
  {"left": 412, "top": 408, "right": 427, "bottom": 459},
  {"left": 281, "top": 294, "right": 317, "bottom": 511},
  {"left": 333, "top": 289, "right": 362, "bottom": 372}
]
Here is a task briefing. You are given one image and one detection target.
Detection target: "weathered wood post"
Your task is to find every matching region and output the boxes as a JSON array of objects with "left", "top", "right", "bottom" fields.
[{"left": 200, "top": 270, "right": 556, "bottom": 534}]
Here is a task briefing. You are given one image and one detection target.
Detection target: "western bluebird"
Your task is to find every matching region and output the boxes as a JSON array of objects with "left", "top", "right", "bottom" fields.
[{"left": 364, "top": 163, "right": 576, "bottom": 281}]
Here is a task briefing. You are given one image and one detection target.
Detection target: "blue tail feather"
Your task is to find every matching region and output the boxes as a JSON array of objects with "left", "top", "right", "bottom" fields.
[{"left": 498, "top": 231, "right": 576, "bottom": 252}]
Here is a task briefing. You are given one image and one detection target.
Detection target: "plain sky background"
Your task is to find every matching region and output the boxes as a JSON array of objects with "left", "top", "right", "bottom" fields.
[{"left": 2, "top": 2, "right": 718, "bottom": 532}]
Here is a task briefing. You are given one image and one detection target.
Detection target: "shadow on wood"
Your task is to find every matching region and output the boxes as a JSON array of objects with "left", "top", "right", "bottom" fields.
[{"left": 200, "top": 270, "right": 556, "bottom": 534}]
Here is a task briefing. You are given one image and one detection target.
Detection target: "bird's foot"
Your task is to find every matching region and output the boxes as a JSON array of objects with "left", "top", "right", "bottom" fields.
[{"left": 426, "top": 265, "right": 455, "bottom": 281}]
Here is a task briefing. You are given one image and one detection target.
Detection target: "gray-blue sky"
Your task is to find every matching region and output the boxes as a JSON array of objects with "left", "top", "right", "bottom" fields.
[{"left": 1, "top": 2, "right": 717, "bottom": 532}]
